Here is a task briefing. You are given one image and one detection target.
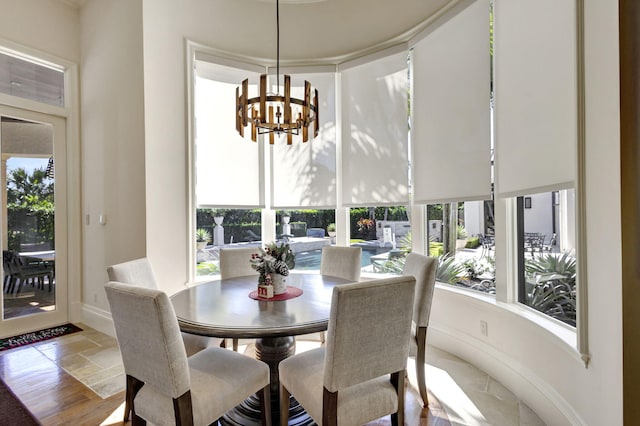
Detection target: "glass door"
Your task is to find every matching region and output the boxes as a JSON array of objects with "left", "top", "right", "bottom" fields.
[{"left": 0, "top": 105, "right": 67, "bottom": 336}]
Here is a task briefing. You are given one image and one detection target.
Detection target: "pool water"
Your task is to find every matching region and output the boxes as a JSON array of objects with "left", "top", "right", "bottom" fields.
[{"left": 294, "top": 246, "right": 391, "bottom": 270}]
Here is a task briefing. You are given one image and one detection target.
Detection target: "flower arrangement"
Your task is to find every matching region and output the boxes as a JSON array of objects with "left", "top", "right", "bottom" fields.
[
  {"left": 250, "top": 241, "right": 296, "bottom": 285},
  {"left": 356, "top": 218, "right": 375, "bottom": 232}
]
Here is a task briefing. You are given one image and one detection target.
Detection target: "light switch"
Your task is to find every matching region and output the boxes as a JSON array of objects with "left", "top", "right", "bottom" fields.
[{"left": 99, "top": 214, "right": 107, "bottom": 225}]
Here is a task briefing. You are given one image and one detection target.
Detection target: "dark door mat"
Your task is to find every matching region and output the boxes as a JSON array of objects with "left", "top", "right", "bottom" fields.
[{"left": 0, "top": 323, "right": 82, "bottom": 351}]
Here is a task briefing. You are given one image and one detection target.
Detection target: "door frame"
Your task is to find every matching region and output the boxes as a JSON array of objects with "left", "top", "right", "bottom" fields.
[
  {"left": 0, "top": 105, "right": 69, "bottom": 335},
  {"left": 0, "top": 40, "right": 81, "bottom": 338}
]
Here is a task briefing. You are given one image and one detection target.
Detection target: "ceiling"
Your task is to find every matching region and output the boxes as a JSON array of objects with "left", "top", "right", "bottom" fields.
[{"left": 59, "top": 0, "right": 458, "bottom": 63}]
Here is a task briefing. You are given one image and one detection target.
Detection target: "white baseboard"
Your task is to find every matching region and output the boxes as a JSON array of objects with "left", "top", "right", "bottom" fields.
[
  {"left": 428, "top": 325, "right": 585, "bottom": 426},
  {"left": 80, "top": 303, "right": 115, "bottom": 338}
]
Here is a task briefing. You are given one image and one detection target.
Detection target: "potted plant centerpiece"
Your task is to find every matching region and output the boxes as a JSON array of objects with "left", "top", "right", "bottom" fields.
[
  {"left": 249, "top": 241, "right": 296, "bottom": 296},
  {"left": 327, "top": 223, "right": 336, "bottom": 237},
  {"left": 195, "top": 228, "right": 211, "bottom": 250}
]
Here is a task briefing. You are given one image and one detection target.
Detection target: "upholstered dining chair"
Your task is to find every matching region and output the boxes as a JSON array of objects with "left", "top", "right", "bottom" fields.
[
  {"left": 279, "top": 276, "right": 416, "bottom": 426},
  {"left": 107, "top": 257, "right": 223, "bottom": 422},
  {"left": 317, "top": 246, "right": 362, "bottom": 344},
  {"left": 219, "top": 247, "right": 261, "bottom": 351},
  {"left": 319, "top": 246, "right": 362, "bottom": 282},
  {"left": 402, "top": 252, "right": 438, "bottom": 407},
  {"left": 105, "top": 281, "right": 272, "bottom": 426},
  {"left": 219, "top": 246, "right": 261, "bottom": 280},
  {"left": 107, "top": 258, "right": 220, "bottom": 356}
]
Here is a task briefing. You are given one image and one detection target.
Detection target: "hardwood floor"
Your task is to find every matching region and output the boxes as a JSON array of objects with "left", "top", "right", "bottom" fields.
[{"left": 0, "top": 327, "right": 450, "bottom": 425}]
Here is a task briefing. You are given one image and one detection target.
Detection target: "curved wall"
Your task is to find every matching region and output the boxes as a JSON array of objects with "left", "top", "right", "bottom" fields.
[{"left": 81, "top": 0, "right": 623, "bottom": 424}]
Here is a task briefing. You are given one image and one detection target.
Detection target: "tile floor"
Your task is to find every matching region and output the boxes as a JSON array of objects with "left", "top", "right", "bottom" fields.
[{"left": 21, "top": 324, "right": 545, "bottom": 425}]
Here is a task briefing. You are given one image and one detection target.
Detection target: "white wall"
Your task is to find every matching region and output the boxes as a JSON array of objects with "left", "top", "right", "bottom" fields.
[
  {"left": 80, "top": 0, "right": 146, "bottom": 322},
  {"left": 523, "top": 192, "right": 553, "bottom": 238},
  {"left": 0, "top": 0, "right": 79, "bottom": 63}
]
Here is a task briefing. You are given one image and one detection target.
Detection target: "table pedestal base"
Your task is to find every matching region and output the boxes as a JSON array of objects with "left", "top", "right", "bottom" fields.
[{"left": 220, "top": 336, "right": 315, "bottom": 425}]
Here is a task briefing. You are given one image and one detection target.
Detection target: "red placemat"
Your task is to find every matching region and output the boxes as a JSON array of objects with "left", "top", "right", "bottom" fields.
[{"left": 249, "top": 286, "right": 303, "bottom": 301}]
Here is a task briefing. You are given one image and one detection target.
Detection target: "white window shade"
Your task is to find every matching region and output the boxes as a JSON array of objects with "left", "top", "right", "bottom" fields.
[
  {"left": 271, "top": 71, "right": 337, "bottom": 208},
  {"left": 340, "top": 49, "right": 409, "bottom": 207},
  {"left": 494, "top": 0, "right": 577, "bottom": 198},
  {"left": 194, "top": 61, "right": 264, "bottom": 208},
  {"left": 411, "top": 0, "right": 492, "bottom": 204}
]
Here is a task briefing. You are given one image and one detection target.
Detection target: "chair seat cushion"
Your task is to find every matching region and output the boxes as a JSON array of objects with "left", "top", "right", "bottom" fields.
[
  {"left": 280, "top": 347, "right": 399, "bottom": 426},
  {"left": 181, "top": 332, "right": 221, "bottom": 357},
  {"left": 136, "top": 347, "right": 269, "bottom": 425}
]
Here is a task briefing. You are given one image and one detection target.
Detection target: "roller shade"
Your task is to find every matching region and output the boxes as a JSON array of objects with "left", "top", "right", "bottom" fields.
[
  {"left": 194, "top": 59, "right": 264, "bottom": 208},
  {"left": 411, "top": 0, "right": 492, "bottom": 204},
  {"left": 494, "top": 0, "right": 577, "bottom": 198},
  {"left": 271, "top": 70, "right": 337, "bottom": 208},
  {"left": 340, "top": 47, "right": 410, "bottom": 207}
]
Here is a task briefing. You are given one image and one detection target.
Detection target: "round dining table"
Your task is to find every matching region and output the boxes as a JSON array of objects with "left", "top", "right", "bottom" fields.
[{"left": 170, "top": 272, "right": 352, "bottom": 425}]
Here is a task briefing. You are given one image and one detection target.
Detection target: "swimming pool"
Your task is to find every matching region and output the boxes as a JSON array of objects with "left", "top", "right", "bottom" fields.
[{"left": 293, "top": 246, "right": 392, "bottom": 270}]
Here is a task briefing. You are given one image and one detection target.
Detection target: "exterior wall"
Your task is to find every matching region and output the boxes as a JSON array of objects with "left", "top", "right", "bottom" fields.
[{"left": 79, "top": 0, "right": 146, "bottom": 319}]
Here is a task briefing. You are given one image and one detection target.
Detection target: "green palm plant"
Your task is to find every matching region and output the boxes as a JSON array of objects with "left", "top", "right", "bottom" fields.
[{"left": 436, "top": 254, "right": 465, "bottom": 284}]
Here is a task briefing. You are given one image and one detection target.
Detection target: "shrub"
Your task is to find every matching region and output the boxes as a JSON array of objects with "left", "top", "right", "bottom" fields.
[{"left": 465, "top": 236, "right": 480, "bottom": 248}]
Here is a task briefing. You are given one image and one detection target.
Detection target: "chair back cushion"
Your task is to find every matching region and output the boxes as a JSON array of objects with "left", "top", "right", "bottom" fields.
[
  {"left": 402, "top": 253, "right": 437, "bottom": 327},
  {"left": 107, "top": 258, "right": 158, "bottom": 289},
  {"left": 105, "top": 281, "right": 190, "bottom": 398},
  {"left": 319, "top": 246, "right": 362, "bottom": 282},
  {"left": 219, "top": 247, "right": 260, "bottom": 279},
  {"left": 323, "top": 276, "right": 415, "bottom": 392}
]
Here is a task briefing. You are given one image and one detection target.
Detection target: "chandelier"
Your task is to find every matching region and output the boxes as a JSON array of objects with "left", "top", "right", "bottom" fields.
[{"left": 235, "top": 0, "right": 319, "bottom": 144}]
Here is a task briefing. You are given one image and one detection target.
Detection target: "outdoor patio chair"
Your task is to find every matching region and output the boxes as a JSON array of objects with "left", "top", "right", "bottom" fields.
[
  {"left": 279, "top": 276, "right": 416, "bottom": 426},
  {"left": 105, "top": 281, "right": 271, "bottom": 426},
  {"left": 3, "top": 250, "right": 53, "bottom": 294},
  {"left": 402, "top": 252, "right": 438, "bottom": 407}
]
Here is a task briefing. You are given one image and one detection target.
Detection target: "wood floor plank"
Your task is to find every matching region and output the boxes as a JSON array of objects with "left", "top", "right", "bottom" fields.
[{"left": 0, "top": 332, "right": 450, "bottom": 425}]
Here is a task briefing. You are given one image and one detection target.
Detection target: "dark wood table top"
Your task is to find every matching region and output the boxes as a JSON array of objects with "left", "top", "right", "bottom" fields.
[{"left": 171, "top": 273, "right": 351, "bottom": 339}]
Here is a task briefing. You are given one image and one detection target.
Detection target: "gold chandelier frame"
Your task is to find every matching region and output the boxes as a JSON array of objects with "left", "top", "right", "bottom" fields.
[{"left": 235, "top": 0, "right": 319, "bottom": 144}]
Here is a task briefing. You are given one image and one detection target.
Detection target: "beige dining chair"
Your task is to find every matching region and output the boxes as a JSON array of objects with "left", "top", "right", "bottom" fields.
[
  {"left": 219, "top": 247, "right": 261, "bottom": 351},
  {"left": 317, "top": 245, "right": 362, "bottom": 344},
  {"left": 402, "top": 252, "right": 438, "bottom": 407},
  {"left": 279, "top": 276, "right": 416, "bottom": 426},
  {"left": 219, "top": 246, "right": 261, "bottom": 279},
  {"left": 105, "top": 281, "right": 272, "bottom": 426},
  {"left": 107, "top": 257, "right": 223, "bottom": 422},
  {"left": 319, "top": 246, "right": 362, "bottom": 282}
]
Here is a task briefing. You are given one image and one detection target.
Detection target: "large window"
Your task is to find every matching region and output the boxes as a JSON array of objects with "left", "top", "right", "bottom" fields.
[{"left": 517, "top": 190, "right": 576, "bottom": 326}]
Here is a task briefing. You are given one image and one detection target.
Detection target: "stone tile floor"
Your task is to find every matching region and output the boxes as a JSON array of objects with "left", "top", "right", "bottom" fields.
[{"left": 25, "top": 324, "right": 545, "bottom": 425}]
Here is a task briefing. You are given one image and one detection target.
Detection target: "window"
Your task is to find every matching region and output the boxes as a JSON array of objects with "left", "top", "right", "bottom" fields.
[
  {"left": 349, "top": 206, "right": 410, "bottom": 275},
  {"left": 427, "top": 201, "right": 496, "bottom": 294},
  {"left": 195, "top": 208, "right": 262, "bottom": 277},
  {"left": 0, "top": 51, "right": 64, "bottom": 107},
  {"left": 517, "top": 190, "right": 576, "bottom": 326},
  {"left": 277, "top": 209, "right": 336, "bottom": 272}
]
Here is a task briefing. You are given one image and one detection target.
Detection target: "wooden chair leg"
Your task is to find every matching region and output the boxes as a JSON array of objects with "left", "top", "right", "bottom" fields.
[
  {"left": 280, "top": 385, "right": 291, "bottom": 426},
  {"left": 390, "top": 371, "right": 405, "bottom": 426},
  {"left": 173, "top": 390, "right": 194, "bottom": 425},
  {"left": 322, "top": 388, "right": 338, "bottom": 426},
  {"left": 415, "top": 326, "right": 429, "bottom": 407},
  {"left": 125, "top": 375, "right": 145, "bottom": 423},
  {"left": 320, "top": 331, "right": 326, "bottom": 345},
  {"left": 260, "top": 384, "right": 272, "bottom": 426}
]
